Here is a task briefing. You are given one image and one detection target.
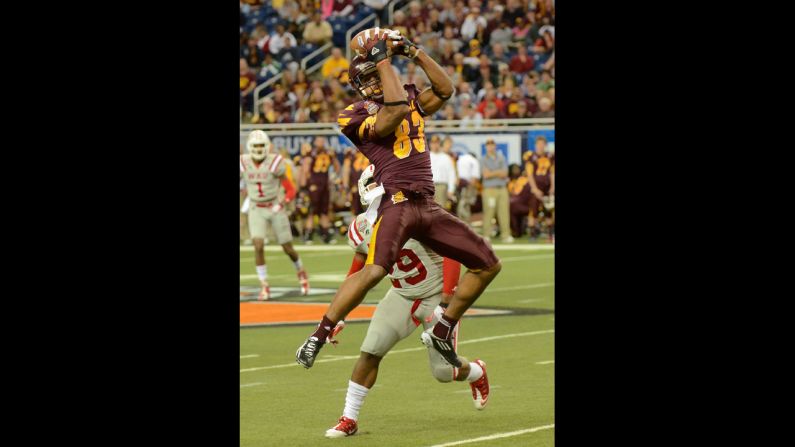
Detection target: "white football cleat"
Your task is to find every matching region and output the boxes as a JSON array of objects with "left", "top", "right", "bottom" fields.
[
  {"left": 258, "top": 281, "right": 270, "bottom": 301},
  {"left": 297, "top": 269, "right": 310, "bottom": 296},
  {"left": 325, "top": 416, "right": 358, "bottom": 438},
  {"left": 469, "top": 359, "right": 490, "bottom": 410}
]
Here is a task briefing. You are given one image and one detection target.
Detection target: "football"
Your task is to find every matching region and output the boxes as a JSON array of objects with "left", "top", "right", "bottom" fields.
[{"left": 349, "top": 27, "right": 401, "bottom": 58}]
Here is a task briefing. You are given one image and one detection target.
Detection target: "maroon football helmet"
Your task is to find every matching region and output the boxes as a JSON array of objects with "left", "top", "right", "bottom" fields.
[{"left": 348, "top": 54, "right": 384, "bottom": 102}]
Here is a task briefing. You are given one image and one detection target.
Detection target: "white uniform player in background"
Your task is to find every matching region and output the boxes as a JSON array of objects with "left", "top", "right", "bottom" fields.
[
  {"left": 240, "top": 130, "right": 309, "bottom": 300},
  {"left": 324, "top": 164, "right": 491, "bottom": 438}
]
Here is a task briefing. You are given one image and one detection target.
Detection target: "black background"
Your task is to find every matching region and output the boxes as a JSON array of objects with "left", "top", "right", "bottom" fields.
[{"left": 5, "top": 0, "right": 768, "bottom": 444}]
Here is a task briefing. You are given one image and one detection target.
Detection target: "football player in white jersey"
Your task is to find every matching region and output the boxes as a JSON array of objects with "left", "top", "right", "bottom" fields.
[
  {"left": 324, "top": 165, "right": 490, "bottom": 438},
  {"left": 240, "top": 130, "right": 309, "bottom": 300}
]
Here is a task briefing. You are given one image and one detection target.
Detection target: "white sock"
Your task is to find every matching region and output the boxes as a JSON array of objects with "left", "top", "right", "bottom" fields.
[
  {"left": 342, "top": 380, "right": 369, "bottom": 421},
  {"left": 466, "top": 362, "right": 484, "bottom": 383},
  {"left": 256, "top": 265, "right": 268, "bottom": 282},
  {"left": 293, "top": 258, "right": 303, "bottom": 271}
]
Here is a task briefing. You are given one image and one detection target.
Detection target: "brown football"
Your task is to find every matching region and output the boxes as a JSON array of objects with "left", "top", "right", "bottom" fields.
[{"left": 349, "top": 27, "right": 399, "bottom": 57}]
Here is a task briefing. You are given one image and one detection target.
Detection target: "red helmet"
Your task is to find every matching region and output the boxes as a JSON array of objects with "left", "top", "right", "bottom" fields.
[{"left": 348, "top": 54, "right": 383, "bottom": 101}]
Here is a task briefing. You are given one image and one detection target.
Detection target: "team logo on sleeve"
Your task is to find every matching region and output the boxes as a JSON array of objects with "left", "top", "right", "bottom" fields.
[{"left": 391, "top": 191, "right": 407, "bottom": 204}]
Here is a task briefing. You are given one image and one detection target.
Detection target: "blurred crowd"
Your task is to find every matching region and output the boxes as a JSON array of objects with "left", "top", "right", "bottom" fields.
[
  {"left": 240, "top": 0, "right": 555, "bottom": 123},
  {"left": 240, "top": 133, "right": 554, "bottom": 245}
]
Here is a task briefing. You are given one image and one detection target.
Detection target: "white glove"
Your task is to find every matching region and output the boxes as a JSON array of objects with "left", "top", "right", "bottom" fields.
[
  {"left": 358, "top": 164, "right": 376, "bottom": 207},
  {"left": 271, "top": 203, "right": 283, "bottom": 213}
]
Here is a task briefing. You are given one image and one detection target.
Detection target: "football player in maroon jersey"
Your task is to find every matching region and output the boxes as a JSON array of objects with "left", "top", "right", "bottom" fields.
[{"left": 296, "top": 31, "right": 501, "bottom": 371}]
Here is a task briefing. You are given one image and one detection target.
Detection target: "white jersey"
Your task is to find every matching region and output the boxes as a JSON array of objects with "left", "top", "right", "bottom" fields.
[{"left": 385, "top": 239, "right": 444, "bottom": 299}]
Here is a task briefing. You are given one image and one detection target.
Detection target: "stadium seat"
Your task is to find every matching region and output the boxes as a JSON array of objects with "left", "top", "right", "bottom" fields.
[{"left": 300, "top": 43, "right": 317, "bottom": 59}]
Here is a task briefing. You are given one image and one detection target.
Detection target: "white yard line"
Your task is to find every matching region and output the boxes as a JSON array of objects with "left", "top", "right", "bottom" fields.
[
  {"left": 240, "top": 329, "right": 554, "bottom": 373},
  {"left": 535, "top": 360, "right": 554, "bottom": 365},
  {"left": 239, "top": 354, "right": 259, "bottom": 359},
  {"left": 239, "top": 382, "right": 265, "bottom": 388},
  {"left": 426, "top": 424, "right": 555, "bottom": 447}
]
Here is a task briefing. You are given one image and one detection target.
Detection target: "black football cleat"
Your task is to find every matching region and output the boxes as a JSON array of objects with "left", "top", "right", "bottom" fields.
[
  {"left": 295, "top": 336, "right": 325, "bottom": 369},
  {"left": 420, "top": 329, "right": 462, "bottom": 367}
]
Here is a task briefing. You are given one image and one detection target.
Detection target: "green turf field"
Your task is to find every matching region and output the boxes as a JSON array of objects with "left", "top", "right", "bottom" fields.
[{"left": 240, "top": 242, "right": 554, "bottom": 446}]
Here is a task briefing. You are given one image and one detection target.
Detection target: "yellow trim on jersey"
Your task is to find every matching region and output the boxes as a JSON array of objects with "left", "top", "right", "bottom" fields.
[
  {"left": 365, "top": 216, "right": 383, "bottom": 265},
  {"left": 337, "top": 117, "right": 352, "bottom": 127},
  {"left": 358, "top": 115, "right": 377, "bottom": 140}
]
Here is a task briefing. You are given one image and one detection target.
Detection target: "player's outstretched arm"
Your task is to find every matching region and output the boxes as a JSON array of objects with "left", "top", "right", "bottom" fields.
[
  {"left": 374, "top": 58, "right": 410, "bottom": 137},
  {"left": 414, "top": 49, "right": 455, "bottom": 116}
]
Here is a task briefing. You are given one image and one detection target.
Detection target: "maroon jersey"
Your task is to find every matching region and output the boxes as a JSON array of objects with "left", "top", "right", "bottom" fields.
[
  {"left": 307, "top": 149, "right": 334, "bottom": 185},
  {"left": 337, "top": 84, "right": 434, "bottom": 196},
  {"left": 524, "top": 152, "right": 555, "bottom": 191}
]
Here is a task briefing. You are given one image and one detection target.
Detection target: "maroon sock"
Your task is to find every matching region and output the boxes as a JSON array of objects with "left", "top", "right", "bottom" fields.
[
  {"left": 311, "top": 315, "right": 337, "bottom": 341},
  {"left": 432, "top": 314, "right": 458, "bottom": 340}
]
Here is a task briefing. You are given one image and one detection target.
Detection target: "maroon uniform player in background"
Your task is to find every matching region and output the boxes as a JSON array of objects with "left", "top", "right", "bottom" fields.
[
  {"left": 342, "top": 148, "right": 370, "bottom": 215},
  {"left": 300, "top": 136, "right": 341, "bottom": 244},
  {"left": 296, "top": 29, "right": 502, "bottom": 375},
  {"left": 524, "top": 136, "right": 555, "bottom": 240}
]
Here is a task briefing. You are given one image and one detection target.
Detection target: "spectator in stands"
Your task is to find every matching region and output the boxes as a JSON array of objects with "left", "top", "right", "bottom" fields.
[
  {"left": 502, "top": 0, "right": 524, "bottom": 28},
  {"left": 512, "top": 16, "right": 532, "bottom": 45},
  {"left": 491, "top": 43, "right": 506, "bottom": 62},
  {"left": 392, "top": 10, "right": 410, "bottom": 38},
  {"left": 438, "top": 0, "right": 457, "bottom": 25},
  {"left": 490, "top": 20, "right": 514, "bottom": 48},
  {"left": 423, "top": 34, "right": 442, "bottom": 61},
  {"left": 509, "top": 44, "right": 535, "bottom": 75},
  {"left": 272, "top": 85, "right": 295, "bottom": 120},
  {"left": 278, "top": 36, "right": 301, "bottom": 69},
  {"left": 241, "top": 35, "right": 264, "bottom": 69},
  {"left": 240, "top": 58, "right": 257, "bottom": 116},
  {"left": 257, "top": 52, "right": 282, "bottom": 83},
  {"left": 278, "top": 0, "right": 301, "bottom": 20},
  {"left": 269, "top": 23, "right": 298, "bottom": 56},
  {"left": 329, "top": 0, "right": 354, "bottom": 17},
  {"left": 363, "top": 0, "right": 390, "bottom": 25},
  {"left": 460, "top": 104, "right": 483, "bottom": 128},
  {"left": 307, "top": 87, "right": 328, "bottom": 121},
  {"left": 293, "top": 69, "right": 309, "bottom": 93},
  {"left": 252, "top": 97, "right": 279, "bottom": 124},
  {"left": 483, "top": 101, "right": 502, "bottom": 120},
  {"left": 456, "top": 149, "right": 481, "bottom": 225},
  {"left": 405, "top": 1, "right": 427, "bottom": 30},
  {"left": 533, "top": 96, "right": 554, "bottom": 118},
  {"left": 303, "top": 11, "right": 332, "bottom": 45},
  {"left": 473, "top": 58, "right": 498, "bottom": 91},
  {"left": 429, "top": 135, "right": 457, "bottom": 210},
  {"left": 461, "top": 7, "right": 487, "bottom": 41},
  {"left": 254, "top": 24, "right": 270, "bottom": 53},
  {"left": 537, "top": 70, "right": 555, "bottom": 91},
  {"left": 427, "top": 8, "right": 444, "bottom": 33},
  {"left": 439, "top": 103, "right": 458, "bottom": 121},
  {"left": 480, "top": 138, "right": 514, "bottom": 242},
  {"left": 532, "top": 29, "right": 554, "bottom": 58},
  {"left": 321, "top": 47, "right": 350, "bottom": 82},
  {"left": 439, "top": 25, "right": 463, "bottom": 53}
]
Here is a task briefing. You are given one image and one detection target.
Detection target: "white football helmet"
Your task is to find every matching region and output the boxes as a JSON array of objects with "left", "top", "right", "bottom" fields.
[
  {"left": 347, "top": 213, "right": 373, "bottom": 254},
  {"left": 246, "top": 130, "right": 271, "bottom": 162}
]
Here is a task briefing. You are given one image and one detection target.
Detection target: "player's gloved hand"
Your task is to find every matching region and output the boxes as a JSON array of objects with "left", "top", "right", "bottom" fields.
[
  {"left": 326, "top": 321, "right": 346, "bottom": 346},
  {"left": 391, "top": 34, "right": 419, "bottom": 58},
  {"left": 358, "top": 164, "right": 376, "bottom": 207},
  {"left": 272, "top": 202, "right": 283, "bottom": 213},
  {"left": 365, "top": 38, "right": 389, "bottom": 64}
]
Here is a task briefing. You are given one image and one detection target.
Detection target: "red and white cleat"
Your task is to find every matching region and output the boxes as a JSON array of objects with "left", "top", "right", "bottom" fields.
[
  {"left": 258, "top": 281, "right": 271, "bottom": 301},
  {"left": 298, "top": 269, "right": 310, "bottom": 296},
  {"left": 324, "top": 416, "right": 358, "bottom": 438},
  {"left": 470, "top": 359, "right": 490, "bottom": 410}
]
